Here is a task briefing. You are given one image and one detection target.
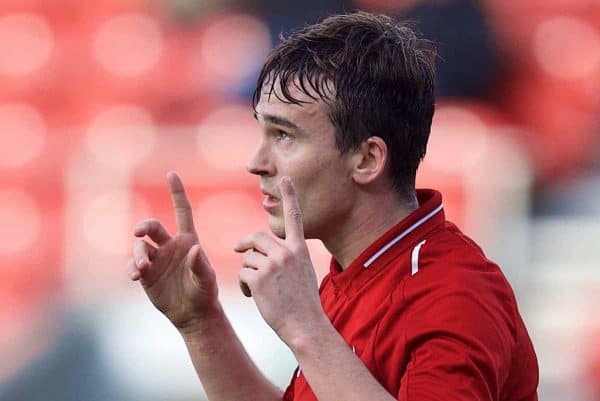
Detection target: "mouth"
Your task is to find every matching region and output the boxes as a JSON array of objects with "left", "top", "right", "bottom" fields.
[
  {"left": 262, "top": 195, "right": 280, "bottom": 210},
  {"left": 261, "top": 191, "right": 280, "bottom": 212}
]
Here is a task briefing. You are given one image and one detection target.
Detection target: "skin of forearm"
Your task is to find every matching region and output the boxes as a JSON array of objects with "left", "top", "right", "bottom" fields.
[
  {"left": 179, "top": 302, "right": 283, "bottom": 401},
  {"left": 288, "top": 316, "right": 396, "bottom": 401}
]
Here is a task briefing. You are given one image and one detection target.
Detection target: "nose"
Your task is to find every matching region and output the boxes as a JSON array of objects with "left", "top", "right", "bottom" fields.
[{"left": 246, "top": 140, "right": 274, "bottom": 177}]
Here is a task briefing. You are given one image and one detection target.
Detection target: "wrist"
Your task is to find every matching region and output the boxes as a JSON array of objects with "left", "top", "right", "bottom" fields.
[
  {"left": 285, "top": 313, "right": 334, "bottom": 355},
  {"left": 177, "top": 301, "right": 226, "bottom": 340}
]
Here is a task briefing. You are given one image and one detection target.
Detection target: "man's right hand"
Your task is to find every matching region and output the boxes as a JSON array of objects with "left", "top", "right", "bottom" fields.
[{"left": 127, "top": 171, "right": 219, "bottom": 331}]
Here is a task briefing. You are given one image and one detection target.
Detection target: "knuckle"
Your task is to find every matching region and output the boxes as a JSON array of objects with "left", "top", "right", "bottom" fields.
[
  {"left": 236, "top": 237, "right": 249, "bottom": 249},
  {"left": 241, "top": 253, "right": 251, "bottom": 265},
  {"left": 250, "top": 232, "right": 263, "bottom": 243},
  {"left": 174, "top": 201, "right": 191, "bottom": 211},
  {"left": 265, "top": 259, "right": 278, "bottom": 272},
  {"left": 143, "top": 217, "right": 157, "bottom": 226},
  {"left": 249, "top": 232, "right": 267, "bottom": 245},
  {"left": 288, "top": 209, "right": 303, "bottom": 219},
  {"left": 279, "top": 248, "right": 293, "bottom": 264},
  {"left": 291, "top": 242, "right": 306, "bottom": 255},
  {"left": 147, "top": 219, "right": 160, "bottom": 231}
]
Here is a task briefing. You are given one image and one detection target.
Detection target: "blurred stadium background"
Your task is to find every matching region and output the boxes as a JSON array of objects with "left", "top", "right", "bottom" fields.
[{"left": 0, "top": 0, "right": 599, "bottom": 400}]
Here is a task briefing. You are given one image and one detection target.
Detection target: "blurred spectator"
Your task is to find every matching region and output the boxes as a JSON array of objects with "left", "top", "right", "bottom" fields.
[
  {"left": 246, "top": 0, "right": 352, "bottom": 35},
  {"left": 0, "top": 307, "right": 134, "bottom": 401},
  {"left": 396, "top": 0, "right": 501, "bottom": 99}
]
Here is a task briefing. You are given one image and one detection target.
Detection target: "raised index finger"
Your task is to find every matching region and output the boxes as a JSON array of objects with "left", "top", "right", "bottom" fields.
[
  {"left": 279, "top": 176, "right": 304, "bottom": 243},
  {"left": 167, "top": 171, "right": 196, "bottom": 234}
]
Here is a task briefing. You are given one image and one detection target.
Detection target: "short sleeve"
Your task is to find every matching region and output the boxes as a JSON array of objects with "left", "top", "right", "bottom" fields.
[
  {"left": 397, "top": 329, "right": 498, "bottom": 401},
  {"left": 375, "top": 284, "right": 514, "bottom": 401}
]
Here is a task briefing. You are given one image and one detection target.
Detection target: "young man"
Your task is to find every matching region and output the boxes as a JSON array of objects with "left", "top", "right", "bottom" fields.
[{"left": 127, "top": 11, "right": 539, "bottom": 401}]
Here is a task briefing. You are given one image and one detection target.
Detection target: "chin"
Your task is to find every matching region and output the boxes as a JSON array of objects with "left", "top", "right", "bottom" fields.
[
  {"left": 268, "top": 214, "right": 315, "bottom": 240},
  {"left": 268, "top": 215, "right": 286, "bottom": 239}
]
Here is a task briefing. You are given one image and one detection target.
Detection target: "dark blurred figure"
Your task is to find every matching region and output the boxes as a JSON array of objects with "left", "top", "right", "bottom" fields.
[
  {"left": 246, "top": 0, "right": 352, "bottom": 36},
  {"left": 397, "top": 0, "right": 499, "bottom": 99},
  {"left": 0, "top": 308, "right": 134, "bottom": 401},
  {"left": 246, "top": 0, "right": 499, "bottom": 100}
]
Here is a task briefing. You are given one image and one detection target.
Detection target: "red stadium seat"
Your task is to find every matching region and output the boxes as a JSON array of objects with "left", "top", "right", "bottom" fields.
[
  {"left": 0, "top": 100, "right": 68, "bottom": 344},
  {"left": 0, "top": 10, "right": 59, "bottom": 99},
  {"left": 149, "top": 11, "right": 271, "bottom": 124},
  {"left": 483, "top": 0, "right": 600, "bottom": 182},
  {"left": 0, "top": 185, "right": 64, "bottom": 380},
  {"left": 130, "top": 103, "right": 260, "bottom": 188}
]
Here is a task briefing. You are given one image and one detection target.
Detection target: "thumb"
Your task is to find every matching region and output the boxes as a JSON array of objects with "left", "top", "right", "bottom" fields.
[{"left": 185, "top": 244, "right": 212, "bottom": 280}]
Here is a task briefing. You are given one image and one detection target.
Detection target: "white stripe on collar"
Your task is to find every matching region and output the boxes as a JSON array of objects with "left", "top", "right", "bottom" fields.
[{"left": 363, "top": 203, "right": 443, "bottom": 268}]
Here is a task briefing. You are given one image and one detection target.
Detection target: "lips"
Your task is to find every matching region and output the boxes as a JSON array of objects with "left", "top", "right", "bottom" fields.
[
  {"left": 261, "top": 190, "right": 280, "bottom": 211},
  {"left": 260, "top": 187, "right": 278, "bottom": 199}
]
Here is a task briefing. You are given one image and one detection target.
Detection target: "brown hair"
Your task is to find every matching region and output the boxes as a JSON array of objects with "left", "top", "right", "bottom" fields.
[{"left": 253, "top": 11, "right": 436, "bottom": 198}]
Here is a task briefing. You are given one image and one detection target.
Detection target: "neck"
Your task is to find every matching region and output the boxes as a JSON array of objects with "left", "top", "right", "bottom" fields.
[{"left": 322, "top": 191, "right": 418, "bottom": 269}]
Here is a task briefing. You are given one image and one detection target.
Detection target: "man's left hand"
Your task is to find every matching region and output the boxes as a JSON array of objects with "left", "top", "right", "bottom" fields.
[{"left": 234, "top": 176, "right": 326, "bottom": 345}]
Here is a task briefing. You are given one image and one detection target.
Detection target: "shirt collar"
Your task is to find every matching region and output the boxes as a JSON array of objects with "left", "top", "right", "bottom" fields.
[{"left": 329, "top": 189, "right": 445, "bottom": 296}]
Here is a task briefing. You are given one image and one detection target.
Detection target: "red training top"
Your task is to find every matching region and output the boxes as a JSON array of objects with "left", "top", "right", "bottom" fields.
[{"left": 283, "top": 189, "right": 539, "bottom": 401}]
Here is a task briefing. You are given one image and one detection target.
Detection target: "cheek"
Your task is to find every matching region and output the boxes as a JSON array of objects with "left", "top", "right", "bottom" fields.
[{"left": 298, "top": 160, "right": 352, "bottom": 219}]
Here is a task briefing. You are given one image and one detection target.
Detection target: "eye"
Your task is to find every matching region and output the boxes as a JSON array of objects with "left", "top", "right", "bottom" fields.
[{"left": 276, "top": 130, "right": 292, "bottom": 141}]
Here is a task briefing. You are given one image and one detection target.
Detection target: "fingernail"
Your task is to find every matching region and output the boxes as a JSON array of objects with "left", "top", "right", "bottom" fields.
[{"left": 281, "top": 176, "right": 291, "bottom": 185}]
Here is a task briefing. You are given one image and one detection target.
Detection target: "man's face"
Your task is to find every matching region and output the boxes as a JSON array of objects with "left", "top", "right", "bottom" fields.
[{"left": 248, "top": 82, "right": 356, "bottom": 240}]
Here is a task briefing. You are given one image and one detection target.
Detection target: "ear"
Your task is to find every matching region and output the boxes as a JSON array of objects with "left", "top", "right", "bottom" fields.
[{"left": 350, "top": 136, "right": 388, "bottom": 185}]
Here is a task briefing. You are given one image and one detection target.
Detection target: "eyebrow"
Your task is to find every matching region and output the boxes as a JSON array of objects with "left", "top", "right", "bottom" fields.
[{"left": 253, "top": 111, "right": 304, "bottom": 134}]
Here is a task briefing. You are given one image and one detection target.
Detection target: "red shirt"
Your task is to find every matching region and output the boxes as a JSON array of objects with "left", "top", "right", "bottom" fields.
[{"left": 283, "top": 189, "right": 539, "bottom": 401}]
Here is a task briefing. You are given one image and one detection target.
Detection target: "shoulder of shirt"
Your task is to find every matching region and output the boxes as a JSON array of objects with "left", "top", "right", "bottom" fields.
[
  {"left": 372, "top": 223, "right": 521, "bottom": 351},
  {"left": 397, "top": 221, "right": 519, "bottom": 313}
]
